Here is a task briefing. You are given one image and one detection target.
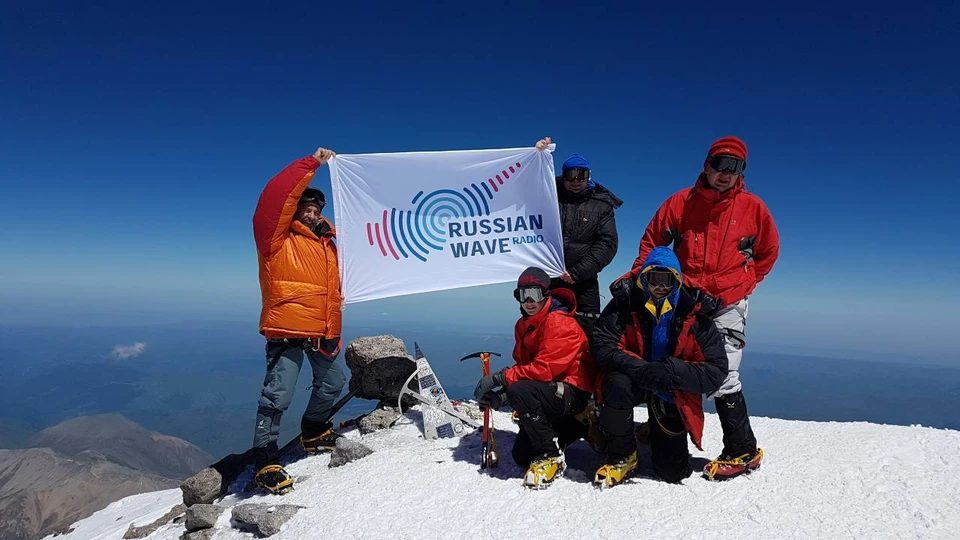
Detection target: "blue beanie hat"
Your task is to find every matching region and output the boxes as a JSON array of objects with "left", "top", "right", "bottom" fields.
[{"left": 562, "top": 154, "right": 591, "bottom": 172}]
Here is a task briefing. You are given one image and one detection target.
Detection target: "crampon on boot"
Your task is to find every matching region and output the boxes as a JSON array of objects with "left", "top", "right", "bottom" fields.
[
  {"left": 702, "top": 448, "right": 763, "bottom": 481},
  {"left": 573, "top": 402, "right": 607, "bottom": 453},
  {"left": 523, "top": 455, "right": 565, "bottom": 490},
  {"left": 254, "top": 464, "right": 294, "bottom": 494},
  {"left": 301, "top": 427, "right": 341, "bottom": 455},
  {"left": 594, "top": 452, "right": 638, "bottom": 489}
]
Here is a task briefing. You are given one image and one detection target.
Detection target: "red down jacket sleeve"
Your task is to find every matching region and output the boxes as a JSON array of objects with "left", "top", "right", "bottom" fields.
[
  {"left": 505, "top": 315, "right": 583, "bottom": 385},
  {"left": 253, "top": 155, "right": 321, "bottom": 258},
  {"left": 752, "top": 202, "right": 780, "bottom": 283}
]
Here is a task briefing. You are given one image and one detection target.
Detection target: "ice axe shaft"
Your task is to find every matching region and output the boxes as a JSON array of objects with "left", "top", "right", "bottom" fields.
[{"left": 461, "top": 351, "right": 502, "bottom": 469}]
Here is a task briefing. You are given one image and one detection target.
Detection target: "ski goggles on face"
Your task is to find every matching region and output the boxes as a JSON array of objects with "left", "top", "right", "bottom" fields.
[
  {"left": 708, "top": 154, "right": 746, "bottom": 175},
  {"left": 562, "top": 168, "right": 591, "bottom": 183},
  {"left": 644, "top": 270, "right": 676, "bottom": 289},
  {"left": 513, "top": 286, "right": 547, "bottom": 303},
  {"left": 298, "top": 200, "right": 325, "bottom": 212},
  {"left": 299, "top": 192, "right": 326, "bottom": 210}
]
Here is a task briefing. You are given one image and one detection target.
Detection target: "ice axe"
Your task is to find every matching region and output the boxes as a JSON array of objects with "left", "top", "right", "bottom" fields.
[{"left": 460, "top": 351, "right": 502, "bottom": 469}]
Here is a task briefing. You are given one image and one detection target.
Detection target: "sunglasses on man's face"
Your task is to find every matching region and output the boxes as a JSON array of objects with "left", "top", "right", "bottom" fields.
[
  {"left": 562, "top": 168, "right": 590, "bottom": 183},
  {"left": 708, "top": 154, "right": 746, "bottom": 175},
  {"left": 644, "top": 271, "right": 676, "bottom": 289},
  {"left": 299, "top": 197, "right": 325, "bottom": 211},
  {"left": 514, "top": 286, "right": 547, "bottom": 303}
]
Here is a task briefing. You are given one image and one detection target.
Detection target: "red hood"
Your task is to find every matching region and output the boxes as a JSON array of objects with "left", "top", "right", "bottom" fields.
[{"left": 549, "top": 287, "right": 578, "bottom": 315}]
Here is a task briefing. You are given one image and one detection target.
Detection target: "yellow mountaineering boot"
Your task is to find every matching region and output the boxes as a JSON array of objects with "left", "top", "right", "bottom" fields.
[
  {"left": 301, "top": 426, "right": 342, "bottom": 455},
  {"left": 594, "top": 452, "right": 638, "bottom": 489},
  {"left": 254, "top": 464, "right": 294, "bottom": 494},
  {"left": 523, "top": 455, "right": 565, "bottom": 490}
]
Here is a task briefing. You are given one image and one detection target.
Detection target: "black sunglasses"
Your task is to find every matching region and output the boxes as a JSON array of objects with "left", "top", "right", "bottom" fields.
[
  {"left": 562, "top": 168, "right": 591, "bottom": 182},
  {"left": 708, "top": 154, "right": 746, "bottom": 175}
]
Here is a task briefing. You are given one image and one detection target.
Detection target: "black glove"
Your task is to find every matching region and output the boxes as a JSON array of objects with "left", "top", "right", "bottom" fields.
[
  {"left": 478, "top": 389, "right": 508, "bottom": 410},
  {"left": 609, "top": 275, "right": 633, "bottom": 298},
  {"left": 655, "top": 372, "right": 681, "bottom": 394},
  {"left": 687, "top": 288, "right": 723, "bottom": 317},
  {"left": 316, "top": 337, "right": 341, "bottom": 357},
  {"left": 624, "top": 362, "right": 674, "bottom": 393},
  {"left": 473, "top": 369, "right": 507, "bottom": 401}
]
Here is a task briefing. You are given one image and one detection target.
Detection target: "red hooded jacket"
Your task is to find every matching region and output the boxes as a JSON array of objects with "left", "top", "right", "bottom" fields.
[
  {"left": 507, "top": 288, "right": 596, "bottom": 392},
  {"left": 627, "top": 176, "right": 779, "bottom": 306}
]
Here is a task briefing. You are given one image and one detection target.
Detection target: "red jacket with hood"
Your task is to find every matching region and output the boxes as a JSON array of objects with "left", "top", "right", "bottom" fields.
[
  {"left": 507, "top": 288, "right": 596, "bottom": 392},
  {"left": 628, "top": 176, "right": 779, "bottom": 306}
]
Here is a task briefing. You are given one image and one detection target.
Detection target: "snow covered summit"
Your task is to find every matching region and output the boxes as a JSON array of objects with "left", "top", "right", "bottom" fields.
[{"left": 50, "top": 407, "right": 960, "bottom": 540}]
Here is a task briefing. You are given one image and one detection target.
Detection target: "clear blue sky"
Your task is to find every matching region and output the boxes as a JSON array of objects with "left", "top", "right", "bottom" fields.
[{"left": 1, "top": 2, "right": 957, "bottom": 362}]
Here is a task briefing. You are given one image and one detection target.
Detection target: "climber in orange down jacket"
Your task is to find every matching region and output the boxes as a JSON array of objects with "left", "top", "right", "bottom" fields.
[{"left": 250, "top": 147, "right": 345, "bottom": 493}]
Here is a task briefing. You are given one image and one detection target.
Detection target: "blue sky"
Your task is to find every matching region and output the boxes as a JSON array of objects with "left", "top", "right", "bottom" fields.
[{"left": 1, "top": 2, "right": 957, "bottom": 362}]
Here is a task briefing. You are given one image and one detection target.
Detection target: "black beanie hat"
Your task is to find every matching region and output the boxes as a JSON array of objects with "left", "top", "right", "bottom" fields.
[
  {"left": 517, "top": 267, "right": 550, "bottom": 290},
  {"left": 299, "top": 187, "right": 326, "bottom": 208}
]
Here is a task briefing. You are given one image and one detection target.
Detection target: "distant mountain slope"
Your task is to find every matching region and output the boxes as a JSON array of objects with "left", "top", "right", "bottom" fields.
[
  {"left": 0, "top": 448, "right": 176, "bottom": 540},
  {"left": 0, "top": 415, "right": 213, "bottom": 540},
  {"left": 30, "top": 414, "right": 213, "bottom": 480}
]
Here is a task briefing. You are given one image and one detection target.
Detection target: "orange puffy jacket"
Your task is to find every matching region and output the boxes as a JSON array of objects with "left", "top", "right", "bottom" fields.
[
  {"left": 507, "top": 288, "right": 596, "bottom": 392},
  {"left": 253, "top": 155, "right": 342, "bottom": 339}
]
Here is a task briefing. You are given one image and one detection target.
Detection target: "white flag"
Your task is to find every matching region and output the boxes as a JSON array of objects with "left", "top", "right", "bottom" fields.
[{"left": 329, "top": 145, "right": 564, "bottom": 304}]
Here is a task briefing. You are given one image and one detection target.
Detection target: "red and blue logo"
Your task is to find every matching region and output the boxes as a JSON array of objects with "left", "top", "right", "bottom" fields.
[{"left": 366, "top": 162, "right": 531, "bottom": 262}]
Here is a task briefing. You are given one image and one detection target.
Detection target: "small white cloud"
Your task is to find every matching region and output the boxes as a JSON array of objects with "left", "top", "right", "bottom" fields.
[{"left": 111, "top": 342, "right": 147, "bottom": 360}]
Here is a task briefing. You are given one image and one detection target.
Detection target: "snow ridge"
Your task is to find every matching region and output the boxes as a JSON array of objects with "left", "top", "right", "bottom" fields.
[{"left": 51, "top": 408, "right": 960, "bottom": 540}]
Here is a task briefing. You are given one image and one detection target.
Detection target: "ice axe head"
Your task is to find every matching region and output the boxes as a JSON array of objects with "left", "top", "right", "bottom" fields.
[
  {"left": 459, "top": 351, "right": 502, "bottom": 362},
  {"left": 460, "top": 351, "right": 501, "bottom": 377}
]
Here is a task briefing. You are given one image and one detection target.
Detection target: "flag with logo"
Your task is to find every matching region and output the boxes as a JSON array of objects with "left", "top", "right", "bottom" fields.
[{"left": 328, "top": 145, "right": 564, "bottom": 304}]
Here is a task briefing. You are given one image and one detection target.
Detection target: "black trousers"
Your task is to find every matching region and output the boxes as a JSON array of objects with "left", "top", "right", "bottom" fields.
[
  {"left": 506, "top": 380, "right": 590, "bottom": 468},
  {"left": 600, "top": 371, "right": 693, "bottom": 483},
  {"left": 715, "top": 391, "right": 757, "bottom": 457}
]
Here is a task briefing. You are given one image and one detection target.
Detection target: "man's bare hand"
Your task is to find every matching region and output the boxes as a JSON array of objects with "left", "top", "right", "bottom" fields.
[
  {"left": 535, "top": 136, "right": 552, "bottom": 151},
  {"left": 560, "top": 271, "right": 575, "bottom": 284},
  {"left": 313, "top": 147, "right": 336, "bottom": 164}
]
